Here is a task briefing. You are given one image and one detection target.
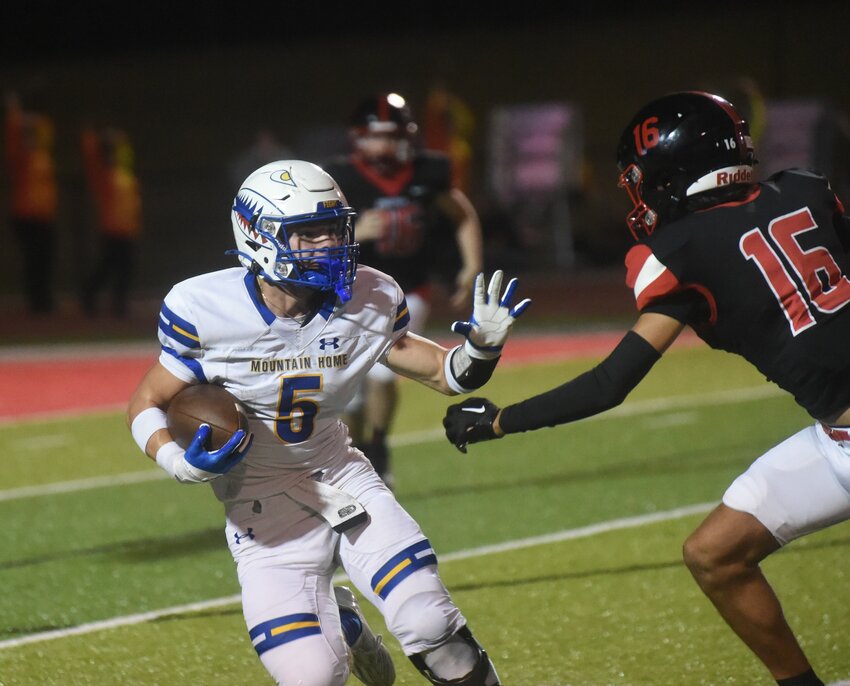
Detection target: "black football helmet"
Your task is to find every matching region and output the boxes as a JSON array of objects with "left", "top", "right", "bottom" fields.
[
  {"left": 349, "top": 92, "right": 419, "bottom": 169},
  {"left": 349, "top": 92, "right": 419, "bottom": 137},
  {"left": 616, "top": 91, "right": 756, "bottom": 239}
]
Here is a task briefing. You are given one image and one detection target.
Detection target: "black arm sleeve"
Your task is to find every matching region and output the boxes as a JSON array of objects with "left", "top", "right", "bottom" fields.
[{"left": 498, "top": 330, "right": 661, "bottom": 434}]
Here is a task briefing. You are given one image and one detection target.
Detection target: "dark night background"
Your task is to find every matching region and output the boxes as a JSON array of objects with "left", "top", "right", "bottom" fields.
[{"left": 2, "top": 0, "right": 849, "bottom": 331}]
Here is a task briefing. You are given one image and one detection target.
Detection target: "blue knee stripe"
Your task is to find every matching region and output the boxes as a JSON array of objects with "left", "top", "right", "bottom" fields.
[
  {"left": 249, "top": 613, "right": 322, "bottom": 656},
  {"left": 371, "top": 539, "right": 438, "bottom": 600}
]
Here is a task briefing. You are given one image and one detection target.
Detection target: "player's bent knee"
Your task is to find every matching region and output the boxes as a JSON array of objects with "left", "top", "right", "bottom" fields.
[
  {"left": 260, "top": 645, "right": 348, "bottom": 686},
  {"left": 683, "top": 531, "right": 755, "bottom": 591},
  {"left": 682, "top": 531, "right": 711, "bottom": 573},
  {"left": 252, "top": 624, "right": 348, "bottom": 686},
  {"left": 682, "top": 530, "right": 735, "bottom": 582},
  {"left": 409, "top": 626, "right": 500, "bottom": 685},
  {"left": 384, "top": 589, "right": 460, "bottom": 650}
]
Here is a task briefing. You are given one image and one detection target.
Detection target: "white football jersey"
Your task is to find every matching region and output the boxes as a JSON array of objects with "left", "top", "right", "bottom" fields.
[{"left": 157, "top": 265, "right": 410, "bottom": 502}]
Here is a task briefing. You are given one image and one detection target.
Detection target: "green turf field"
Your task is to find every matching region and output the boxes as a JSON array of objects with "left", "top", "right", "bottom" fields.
[{"left": 1, "top": 344, "right": 848, "bottom": 685}]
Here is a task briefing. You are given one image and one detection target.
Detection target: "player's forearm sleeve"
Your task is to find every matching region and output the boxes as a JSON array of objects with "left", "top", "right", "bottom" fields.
[
  {"left": 498, "top": 331, "right": 661, "bottom": 434},
  {"left": 445, "top": 344, "right": 500, "bottom": 393}
]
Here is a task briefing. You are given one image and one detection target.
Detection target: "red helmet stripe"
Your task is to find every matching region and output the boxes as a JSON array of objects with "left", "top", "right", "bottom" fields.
[
  {"left": 685, "top": 90, "right": 741, "bottom": 122},
  {"left": 378, "top": 94, "right": 390, "bottom": 122}
]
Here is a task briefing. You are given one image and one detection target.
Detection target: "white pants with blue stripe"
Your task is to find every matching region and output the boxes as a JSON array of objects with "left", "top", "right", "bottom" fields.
[{"left": 224, "top": 448, "right": 466, "bottom": 685}]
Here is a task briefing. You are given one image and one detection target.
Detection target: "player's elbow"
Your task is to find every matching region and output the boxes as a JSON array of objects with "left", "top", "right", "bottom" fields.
[{"left": 602, "top": 385, "right": 631, "bottom": 409}]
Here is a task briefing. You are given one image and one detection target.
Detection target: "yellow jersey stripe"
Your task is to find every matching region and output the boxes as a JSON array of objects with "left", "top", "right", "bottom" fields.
[{"left": 172, "top": 324, "right": 200, "bottom": 342}]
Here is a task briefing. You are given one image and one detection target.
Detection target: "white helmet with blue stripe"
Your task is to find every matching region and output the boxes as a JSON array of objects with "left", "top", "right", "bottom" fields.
[{"left": 229, "top": 160, "right": 358, "bottom": 302}]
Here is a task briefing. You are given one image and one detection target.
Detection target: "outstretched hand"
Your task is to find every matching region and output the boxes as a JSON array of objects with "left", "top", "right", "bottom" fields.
[
  {"left": 443, "top": 397, "right": 502, "bottom": 453},
  {"left": 451, "top": 270, "right": 531, "bottom": 359}
]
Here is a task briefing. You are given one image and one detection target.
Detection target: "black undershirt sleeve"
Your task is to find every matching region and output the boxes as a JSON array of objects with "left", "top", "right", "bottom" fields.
[{"left": 498, "top": 330, "right": 662, "bottom": 434}]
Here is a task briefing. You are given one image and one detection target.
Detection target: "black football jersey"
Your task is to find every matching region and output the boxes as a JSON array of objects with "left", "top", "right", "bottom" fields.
[
  {"left": 324, "top": 152, "right": 454, "bottom": 293},
  {"left": 625, "top": 169, "right": 850, "bottom": 420}
]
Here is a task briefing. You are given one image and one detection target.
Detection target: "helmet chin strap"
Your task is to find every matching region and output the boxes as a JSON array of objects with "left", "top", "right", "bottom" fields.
[
  {"left": 334, "top": 281, "right": 353, "bottom": 303},
  {"left": 299, "top": 259, "right": 353, "bottom": 303}
]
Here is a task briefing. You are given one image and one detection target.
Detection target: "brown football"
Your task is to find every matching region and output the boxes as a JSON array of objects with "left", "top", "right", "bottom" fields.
[{"left": 166, "top": 384, "right": 248, "bottom": 451}]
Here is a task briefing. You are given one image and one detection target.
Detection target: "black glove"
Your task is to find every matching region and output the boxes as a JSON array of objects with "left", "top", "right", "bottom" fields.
[{"left": 442, "top": 397, "right": 502, "bottom": 453}]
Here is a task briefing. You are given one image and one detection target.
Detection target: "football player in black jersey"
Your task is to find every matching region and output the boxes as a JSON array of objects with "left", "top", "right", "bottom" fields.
[
  {"left": 444, "top": 91, "right": 850, "bottom": 686},
  {"left": 325, "top": 93, "right": 483, "bottom": 487}
]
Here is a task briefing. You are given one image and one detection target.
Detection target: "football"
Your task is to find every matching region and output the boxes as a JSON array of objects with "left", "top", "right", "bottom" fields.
[{"left": 166, "top": 384, "right": 248, "bottom": 451}]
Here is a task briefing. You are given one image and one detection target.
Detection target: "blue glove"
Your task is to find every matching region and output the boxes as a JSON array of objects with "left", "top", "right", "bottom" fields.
[
  {"left": 451, "top": 270, "right": 531, "bottom": 359},
  {"left": 184, "top": 424, "right": 252, "bottom": 475}
]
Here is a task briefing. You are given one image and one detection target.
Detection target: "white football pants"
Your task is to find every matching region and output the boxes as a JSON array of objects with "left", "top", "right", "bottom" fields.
[
  {"left": 723, "top": 422, "right": 850, "bottom": 545},
  {"left": 224, "top": 450, "right": 466, "bottom": 685}
]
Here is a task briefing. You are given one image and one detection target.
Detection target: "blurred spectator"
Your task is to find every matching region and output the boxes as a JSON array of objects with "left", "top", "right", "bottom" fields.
[
  {"left": 324, "top": 91, "right": 483, "bottom": 487},
  {"left": 79, "top": 126, "right": 142, "bottom": 317},
  {"left": 4, "top": 91, "right": 58, "bottom": 314},
  {"left": 423, "top": 82, "right": 476, "bottom": 194}
]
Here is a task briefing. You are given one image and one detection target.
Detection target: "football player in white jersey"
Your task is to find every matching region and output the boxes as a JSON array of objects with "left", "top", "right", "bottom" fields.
[{"left": 127, "top": 160, "right": 530, "bottom": 686}]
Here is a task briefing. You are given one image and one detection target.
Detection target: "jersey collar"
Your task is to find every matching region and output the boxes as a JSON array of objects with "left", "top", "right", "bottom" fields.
[
  {"left": 244, "top": 271, "right": 276, "bottom": 325},
  {"left": 243, "top": 271, "right": 338, "bottom": 326}
]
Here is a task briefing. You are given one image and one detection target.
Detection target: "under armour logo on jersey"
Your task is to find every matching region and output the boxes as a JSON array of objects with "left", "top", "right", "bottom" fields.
[
  {"left": 319, "top": 337, "right": 340, "bottom": 350},
  {"left": 234, "top": 528, "right": 255, "bottom": 544}
]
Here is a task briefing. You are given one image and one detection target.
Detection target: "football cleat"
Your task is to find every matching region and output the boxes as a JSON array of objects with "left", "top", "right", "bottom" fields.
[{"left": 334, "top": 585, "right": 396, "bottom": 686}]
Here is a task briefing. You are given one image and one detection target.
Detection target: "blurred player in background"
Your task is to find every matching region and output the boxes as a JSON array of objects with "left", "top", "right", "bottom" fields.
[
  {"left": 324, "top": 92, "right": 483, "bottom": 488},
  {"left": 127, "top": 160, "right": 528, "bottom": 685},
  {"left": 444, "top": 91, "right": 850, "bottom": 686}
]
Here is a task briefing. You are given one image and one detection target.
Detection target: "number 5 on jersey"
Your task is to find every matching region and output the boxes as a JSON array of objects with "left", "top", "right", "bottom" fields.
[{"left": 275, "top": 375, "right": 322, "bottom": 443}]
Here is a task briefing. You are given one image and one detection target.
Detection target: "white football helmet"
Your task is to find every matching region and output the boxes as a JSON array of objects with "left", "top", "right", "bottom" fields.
[{"left": 229, "top": 160, "right": 358, "bottom": 301}]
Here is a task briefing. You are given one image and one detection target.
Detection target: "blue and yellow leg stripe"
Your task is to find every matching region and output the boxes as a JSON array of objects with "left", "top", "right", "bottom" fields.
[
  {"left": 371, "top": 539, "right": 438, "bottom": 600},
  {"left": 249, "top": 613, "right": 322, "bottom": 656}
]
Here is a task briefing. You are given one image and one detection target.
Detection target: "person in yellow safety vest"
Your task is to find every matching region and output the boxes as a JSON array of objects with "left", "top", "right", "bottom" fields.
[
  {"left": 80, "top": 126, "right": 142, "bottom": 317},
  {"left": 5, "top": 91, "right": 59, "bottom": 314}
]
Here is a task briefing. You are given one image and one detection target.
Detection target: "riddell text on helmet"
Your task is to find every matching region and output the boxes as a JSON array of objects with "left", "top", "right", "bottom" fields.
[{"left": 716, "top": 168, "right": 752, "bottom": 185}]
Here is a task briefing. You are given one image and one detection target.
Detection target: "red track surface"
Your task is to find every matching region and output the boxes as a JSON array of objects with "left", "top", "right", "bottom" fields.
[
  {"left": 0, "top": 352, "right": 159, "bottom": 421},
  {"left": 0, "top": 330, "right": 699, "bottom": 421}
]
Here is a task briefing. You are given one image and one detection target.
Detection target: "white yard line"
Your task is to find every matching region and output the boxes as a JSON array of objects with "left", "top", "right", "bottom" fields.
[
  {"left": 0, "top": 470, "right": 167, "bottom": 502},
  {"left": 0, "top": 384, "right": 787, "bottom": 503},
  {"left": 0, "top": 501, "right": 717, "bottom": 651}
]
